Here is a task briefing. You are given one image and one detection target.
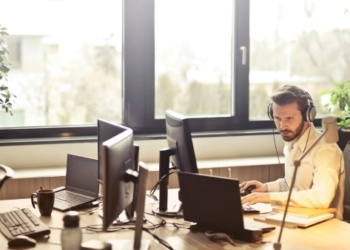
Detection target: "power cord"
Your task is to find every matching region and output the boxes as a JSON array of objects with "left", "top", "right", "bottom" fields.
[
  {"left": 85, "top": 213, "right": 174, "bottom": 250},
  {"left": 142, "top": 227, "right": 174, "bottom": 250},
  {"left": 147, "top": 167, "right": 177, "bottom": 201},
  {"left": 144, "top": 211, "right": 190, "bottom": 229},
  {"left": 204, "top": 231, "right": 253, "bottom": 249}
]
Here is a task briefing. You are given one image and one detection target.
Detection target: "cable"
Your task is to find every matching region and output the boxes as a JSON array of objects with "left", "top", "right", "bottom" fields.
[
  {"left": 147, "top": 168, "right": 177, "bottom": 201},
  {"left": 302, "top": 123, "right": 311, "bottom": 152},
  {"left": 142, "top": 227, "right": 174, "bottom": 250},
  {"left": 273, "top": 121, "right": 312, "bottom": 192},
  {"left": 204, "top": 231, "right": 254, "bottom": 249},
  {"left": 85, "top": 215, "right": 174, "bottom": 250},
  {"left": 205, "top": 231, "right": 237, "bottom": 246},
  {"left": 145, "top": 211, "right": 189, "bottom": 229},
  {"left": 272, "top": 126, "right": 290, "bottom": 190}
]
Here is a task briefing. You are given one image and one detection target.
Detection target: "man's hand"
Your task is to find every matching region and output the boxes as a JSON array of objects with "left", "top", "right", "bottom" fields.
[
  {"left": 239, "top": 180, "right": 268, "bottom": 192},
  {"left": 241, "top": 192, "right": 270, "bottom": 205}
]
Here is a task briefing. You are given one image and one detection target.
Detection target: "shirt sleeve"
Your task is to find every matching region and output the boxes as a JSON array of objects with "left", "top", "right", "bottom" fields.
[
  {"left": 266, "top": 178, "right": 288, "bottom": 192},
  {"left": 269, "top": 144, "right": 342, "bottom": 208}
]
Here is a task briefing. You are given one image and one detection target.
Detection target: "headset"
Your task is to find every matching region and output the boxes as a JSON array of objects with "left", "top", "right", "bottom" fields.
[{"left": 267, "top": 91, "right": 317, "bottom": 122}]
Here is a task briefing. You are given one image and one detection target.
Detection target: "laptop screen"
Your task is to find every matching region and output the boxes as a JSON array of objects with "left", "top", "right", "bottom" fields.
[{"left": 66, "top": 154, "right": 99, "bottom": 197}]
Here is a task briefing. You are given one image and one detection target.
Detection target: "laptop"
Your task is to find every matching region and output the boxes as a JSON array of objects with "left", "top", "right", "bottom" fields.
[
  {"left": 52, "top": 154, "right": 99, "bottom": 211},
  {"left": 177, "top": 172, "right": 275, "bottom": 242}
]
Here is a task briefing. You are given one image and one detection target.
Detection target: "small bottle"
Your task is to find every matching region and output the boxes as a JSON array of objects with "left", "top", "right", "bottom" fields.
[{"left": 61, "top": 211, "right": 82, "bottom": 250}]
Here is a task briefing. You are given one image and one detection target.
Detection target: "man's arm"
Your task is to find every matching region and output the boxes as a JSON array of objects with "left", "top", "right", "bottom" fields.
[{"left": 270, "top": 144, "right": 343, "bottom": 208}]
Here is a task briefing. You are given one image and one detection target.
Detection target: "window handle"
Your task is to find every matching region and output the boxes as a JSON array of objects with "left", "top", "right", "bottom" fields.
[{"left": 240, "top": 46, "right": 247, "bottom": 65}]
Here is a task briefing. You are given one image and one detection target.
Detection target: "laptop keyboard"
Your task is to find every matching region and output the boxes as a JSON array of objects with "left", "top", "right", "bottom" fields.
[{"left": 55, "top": 190, "right": 93, "bottom": 205}]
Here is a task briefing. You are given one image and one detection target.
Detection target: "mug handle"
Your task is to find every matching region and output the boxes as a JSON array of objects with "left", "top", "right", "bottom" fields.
[{"left": 31, "top": 193, "right": 37, "bottom": 208}]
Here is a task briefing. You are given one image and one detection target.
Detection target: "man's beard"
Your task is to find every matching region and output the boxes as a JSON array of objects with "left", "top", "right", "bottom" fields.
[{"left": 279, "top": 121, "right": 305, "bottom": 142}]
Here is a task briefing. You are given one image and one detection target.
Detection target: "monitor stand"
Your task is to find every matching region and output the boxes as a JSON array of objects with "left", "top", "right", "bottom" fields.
[
  {"left": 152, "top": 148, "right": 183, "bottom": 218},
  {"left": 98, "top": 209, "right": 138, "bottom": 225},
  {"left": 107, "top": 163, "right": 151, "bottom": 250},
  {"left": 99, "top": 144, "right": 142, "bottom": 224}
]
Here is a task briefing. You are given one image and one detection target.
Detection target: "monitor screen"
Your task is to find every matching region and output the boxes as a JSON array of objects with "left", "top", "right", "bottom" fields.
[
  {"left": 97, "top": 119, "right": 128, "bottom": 182},
  {"left": 165, "top": 110, "right": 198, "bottom": 173},
  {"left": 101, "top": 128, "right": 135, "bottom": 231}
]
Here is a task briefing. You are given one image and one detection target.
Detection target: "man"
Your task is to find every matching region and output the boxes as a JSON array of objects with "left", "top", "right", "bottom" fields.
[{"left": 240, "top": 85, "right": 345, "bottom": 220}]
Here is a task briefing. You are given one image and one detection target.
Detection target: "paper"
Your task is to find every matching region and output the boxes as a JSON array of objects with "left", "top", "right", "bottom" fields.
[
  {"left": 249, "top": 202, "right": 273, "bottom": 213},
  {"left": 223, "top": 244, "right": 253, "bottom": 250}
]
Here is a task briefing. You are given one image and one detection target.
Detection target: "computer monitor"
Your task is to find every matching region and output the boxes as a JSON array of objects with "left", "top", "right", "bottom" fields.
[
  {"left": 97, "top": 119, "right": 128, "bottom": 183},
  {"left": 155, "top": 110, "right": 198, "bottom": 217},
  {"left": 101, "top": 128, "right": 150, "bottom": 249},
  {"left": 101, "top": 128, "right": 135, "bottom": 230},
  {"left": 98, "top": 119, "right": 140, "bottom": 219},
  {"left": 165, "top": 110, "right": 198, "bottom": 174}
]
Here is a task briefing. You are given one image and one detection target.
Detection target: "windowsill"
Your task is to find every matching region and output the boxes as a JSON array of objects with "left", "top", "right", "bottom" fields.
[
  {"left": 11, "top": 156, "right": 285, "bottom": 179},
  {"left": 0, "top": 128, "right": 281, "bottom": 146}
]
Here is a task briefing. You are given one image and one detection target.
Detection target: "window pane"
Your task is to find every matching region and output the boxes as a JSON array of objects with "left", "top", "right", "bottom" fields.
[
  {"left": 155, "top": 0, "right": 233, "bottom": 118},
  {"left": 1, "top": 0, "right": 122, "bottom": 127},
  {"left": 250, "top": 0, "right": 350, "bottom": 120}
]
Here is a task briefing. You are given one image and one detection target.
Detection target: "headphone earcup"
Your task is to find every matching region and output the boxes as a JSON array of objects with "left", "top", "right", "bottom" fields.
[
  {"left": 304, "top": 105, "right": 317, "bottom": 122},
  {"left": 267, "top": 103, "right": 274, "bottom": 120}
]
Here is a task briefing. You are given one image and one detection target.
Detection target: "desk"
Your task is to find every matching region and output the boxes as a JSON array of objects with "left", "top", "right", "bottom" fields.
[{"left": 1, "top": 198, "right": 350, "bottom": 250}]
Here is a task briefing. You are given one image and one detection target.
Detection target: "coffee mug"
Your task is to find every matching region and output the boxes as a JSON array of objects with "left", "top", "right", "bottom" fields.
[{"left": 31, "top": 189, "right": 55, "bottom": 216}]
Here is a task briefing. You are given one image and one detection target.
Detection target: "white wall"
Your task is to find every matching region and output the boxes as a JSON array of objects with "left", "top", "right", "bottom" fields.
[{"left": 0, "top": 134, "right": 284, "bottom": 169}]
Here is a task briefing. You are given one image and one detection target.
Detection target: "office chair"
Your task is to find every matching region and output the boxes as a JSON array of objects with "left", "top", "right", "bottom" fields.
[
  {"left": 0, "top": 164, "right": 15, "bottom": 192},
  {"left": 343, "top": 141, "right": 350, "bottom": 222}
]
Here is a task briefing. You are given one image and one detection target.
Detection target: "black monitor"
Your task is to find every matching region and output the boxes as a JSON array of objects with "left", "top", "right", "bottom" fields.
[
  {"left": 165, "top": 110, "right": 198, "bottom": 174},
  {"left": 97, "top": 119, "right": 128, "bottom": 183},
  {"left": 155, "top": 110, "right": 198, "bottom": 217},
  {"left": 101, "top": 129, "right": 135, "bottom": 229},
  {"left": 98, "top": 119, "right": 139, "bottom": 220},
  {"left": 101, "top": 129, "right": 150, "bottom": 249}
]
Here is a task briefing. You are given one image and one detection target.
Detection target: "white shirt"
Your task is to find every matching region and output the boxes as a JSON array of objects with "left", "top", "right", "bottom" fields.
[{"left": 266, "top": 123, "right": 345, "bottom": 220}]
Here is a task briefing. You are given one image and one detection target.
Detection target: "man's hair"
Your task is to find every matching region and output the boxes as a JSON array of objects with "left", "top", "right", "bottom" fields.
[{"left": 271, "top": 85, "right": 310, "bottom": 112}]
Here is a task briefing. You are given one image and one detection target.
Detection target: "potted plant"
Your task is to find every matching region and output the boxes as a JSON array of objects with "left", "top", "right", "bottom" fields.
[
  {"left": 0, "top": 24, "right": 16, "bottom": 115},
  {"left": 321, "top": 80, "right": 350, "bottom": 150}
]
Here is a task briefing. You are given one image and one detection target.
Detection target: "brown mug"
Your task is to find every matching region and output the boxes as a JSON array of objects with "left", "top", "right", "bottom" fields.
[{"left": 31, "top": 189, "right": 55, "bottom": 216}]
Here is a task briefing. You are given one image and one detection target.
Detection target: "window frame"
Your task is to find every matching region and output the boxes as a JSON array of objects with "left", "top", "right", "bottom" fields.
[{"left": 0, "top": 0, "right": 322, "bottom": 141}]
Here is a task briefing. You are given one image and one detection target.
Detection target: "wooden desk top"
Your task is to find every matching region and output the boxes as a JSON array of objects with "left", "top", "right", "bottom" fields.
[{"left": 1, "top": 198, "right": 350, "bottom": 250}]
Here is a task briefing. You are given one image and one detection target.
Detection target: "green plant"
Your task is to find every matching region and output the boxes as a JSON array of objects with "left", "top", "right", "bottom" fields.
[
  {"left": 321, "top": 80, "right": 350, "bottom": 129},
  {"left": 0, "top": 24, "right": 15, "bottom": 115}
]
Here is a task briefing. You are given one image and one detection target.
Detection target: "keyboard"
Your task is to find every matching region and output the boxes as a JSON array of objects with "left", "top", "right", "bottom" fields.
[
  {"left": 0, "top": 208, "right": 51, "bottom": 239},
  {"left": 55, "top": 190, "right": 92, "bottom": 205}
]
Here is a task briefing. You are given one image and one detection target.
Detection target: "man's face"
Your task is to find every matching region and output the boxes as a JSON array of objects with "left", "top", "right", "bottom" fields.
[{"left": 272, "top": 102, "right": 308, "bottom": 142}]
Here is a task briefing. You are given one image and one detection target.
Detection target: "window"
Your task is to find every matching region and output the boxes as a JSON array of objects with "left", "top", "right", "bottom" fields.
[
  {"left": 1, "top": 0, "right": 122, "bottom": 128},
  {"left": 123, "top": 0, "right": 250, "bottom": 134},
  {"left": 2, "top": 0, "right": 347, "bottom": 140},
  {"left": 249, "top": 0, "right": 350, "bottom": 120},
  {"left": 154, "top": 0, "right": 233, "bottom": 118}
]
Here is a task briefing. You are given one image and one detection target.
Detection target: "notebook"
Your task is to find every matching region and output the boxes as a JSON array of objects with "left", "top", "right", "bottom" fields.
[
  {"left": 177, "top": 172, "right": 276, "bottom": 237},
  {"left": 261, "top": 212, "right": 334, "bottom": 228},
  {"left": 52, "top": 154, "right": 99, "bottom": 211},
  {"left": 272, "top": 206, "right": 336, "bottom": 218}
]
